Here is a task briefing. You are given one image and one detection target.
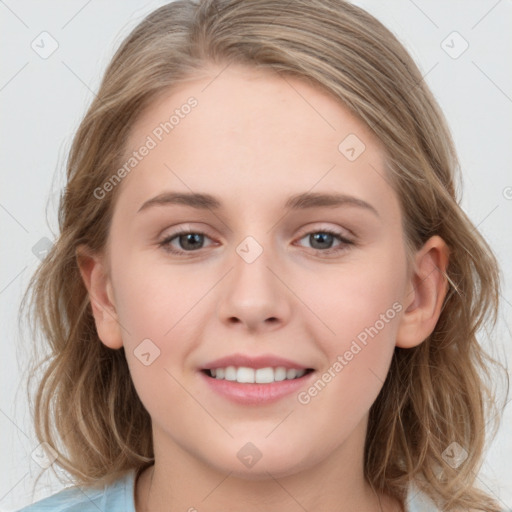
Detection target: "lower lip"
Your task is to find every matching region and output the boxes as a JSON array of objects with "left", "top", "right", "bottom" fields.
[{"left": 199, "top": 370, "right": 315, "bottom": 405}]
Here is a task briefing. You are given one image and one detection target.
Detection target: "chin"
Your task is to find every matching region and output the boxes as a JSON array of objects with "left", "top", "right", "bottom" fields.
[{"left": 207, "top": 444, "right": 317, "bottom": 481}]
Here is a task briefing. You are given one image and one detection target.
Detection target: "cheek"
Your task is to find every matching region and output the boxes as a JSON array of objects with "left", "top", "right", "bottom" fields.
[
  {"left": 300, "top": 250, "right": 405, "bottom": 368},
  {"left": 297, "top": 265, "right": 403, "bottom": 421},
  {"left": 110, "top": 257, "right": 203, "bottom": 413},
  {"left": 111, "top": 251, "right": 201, "bottom": 340}
]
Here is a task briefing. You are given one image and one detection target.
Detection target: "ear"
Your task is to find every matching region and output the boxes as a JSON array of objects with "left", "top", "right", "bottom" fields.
[
  {"left": 76, "top": 244, "right": 123, "bottom": 350},
  {"left": 396, "top": 235, "right": 450, "bottom": 349}
]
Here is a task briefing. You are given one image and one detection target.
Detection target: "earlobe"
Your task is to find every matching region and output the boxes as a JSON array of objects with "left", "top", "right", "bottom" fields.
[
  {"left": 76, "top": 244, "right": 124, "bottom": 350},
  {"left": 396, "top": 235, "right": 450, "bottom": 349}
]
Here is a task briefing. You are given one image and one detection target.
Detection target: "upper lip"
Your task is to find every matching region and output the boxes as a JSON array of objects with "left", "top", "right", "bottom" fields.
[{"left": 201, "top": 353, "right": 313, "bottom": 370}]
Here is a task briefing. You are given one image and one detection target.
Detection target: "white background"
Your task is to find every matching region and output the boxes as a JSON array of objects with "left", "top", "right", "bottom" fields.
[{"left": 1, "top": 1, "right": 511, "bottom": 510}]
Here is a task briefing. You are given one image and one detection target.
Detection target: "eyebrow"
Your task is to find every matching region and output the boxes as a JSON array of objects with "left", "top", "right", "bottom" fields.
[{"left": 137, "top": 191, "right": 379, "bottom": 217}]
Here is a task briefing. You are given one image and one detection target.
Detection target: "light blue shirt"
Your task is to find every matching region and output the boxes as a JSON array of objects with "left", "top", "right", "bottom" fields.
[{"left": 15, "top": 468, "right": 443, "bottom": 511}]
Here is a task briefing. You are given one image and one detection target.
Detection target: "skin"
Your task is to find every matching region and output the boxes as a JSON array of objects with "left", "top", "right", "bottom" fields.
[{"left": 78, "top": 63, "right": 449, "bottom": 512}]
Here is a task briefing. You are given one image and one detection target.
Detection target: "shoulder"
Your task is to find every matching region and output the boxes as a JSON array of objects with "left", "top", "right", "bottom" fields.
[
  {"left": 16, "top": 469, "right": 137, "bottom": 512},
  {"left": 16, "top": 485, "right": 103, "bottom": 512}
]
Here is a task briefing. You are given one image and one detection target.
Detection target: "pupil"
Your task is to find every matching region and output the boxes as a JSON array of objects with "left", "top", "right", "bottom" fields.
[
  {"left": 180, "top": 233, "right": 203, "bottom": 250},
  {"left": 311, "top": 233, "right": 333, "bottom": 249}
]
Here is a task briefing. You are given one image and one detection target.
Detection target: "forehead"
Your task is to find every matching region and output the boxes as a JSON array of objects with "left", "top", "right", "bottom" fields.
[{"left": 115, "top": 64, "right": 398, "bottom": 220}]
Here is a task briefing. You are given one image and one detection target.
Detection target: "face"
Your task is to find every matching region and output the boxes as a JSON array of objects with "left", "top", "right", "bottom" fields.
[{"left": 98, "top": 64, "right": 412, "bottom": 478}]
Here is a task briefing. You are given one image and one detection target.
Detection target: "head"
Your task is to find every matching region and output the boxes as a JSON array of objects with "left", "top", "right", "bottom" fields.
[{"left": 22, "top": 1, "right": 507, "bottom": 510}]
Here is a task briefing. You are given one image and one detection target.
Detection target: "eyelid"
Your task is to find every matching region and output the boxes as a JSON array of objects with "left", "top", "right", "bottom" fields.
[
  {"left": 293, "top": 227, "right": 354, "bottom": 257},
  {"left": 157, "top": 225, "right": 218, "bottom": 256},
  {"left": 159, "top": 223, "right": 214, "bottom": 240},
  {"left": 295, "top": 223, "right": 354, "bottom": 241},
  {"left": 158, "top": 225, "right": 216, "bottom": 244}
]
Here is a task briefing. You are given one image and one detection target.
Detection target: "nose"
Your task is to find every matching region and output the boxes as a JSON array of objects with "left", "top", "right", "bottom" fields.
[{"left": 216, "top": 238, "right": 292, "bottom": 333}]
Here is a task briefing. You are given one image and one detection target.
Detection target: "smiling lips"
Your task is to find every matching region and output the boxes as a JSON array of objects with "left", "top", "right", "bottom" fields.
[
  {"left": 202, "top": 353, "right": 314, "bottom": 383},
  {"left": 200, "top": 353, "right": 316, "bottom": 404}
]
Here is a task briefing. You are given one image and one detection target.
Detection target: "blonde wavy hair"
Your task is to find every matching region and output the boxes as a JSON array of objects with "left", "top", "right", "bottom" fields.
[{"left": 20, "top": 0, "right": 509, "bottom": 510}]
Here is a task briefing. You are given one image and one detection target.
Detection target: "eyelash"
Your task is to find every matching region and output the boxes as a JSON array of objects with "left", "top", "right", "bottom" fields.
[{"left": 158, "top": 227, "right": 354, "bottom": 257}]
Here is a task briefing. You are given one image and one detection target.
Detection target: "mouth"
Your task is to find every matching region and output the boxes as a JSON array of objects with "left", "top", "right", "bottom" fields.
[
  {"left": 198, "top": 353, "right": 317, "bottom": 405},
  {"left": 201, "top": 366, "right": 315, "bottom": 384},
  {"left": 199, "top": 365, "right": 316, "bottom": 405}
]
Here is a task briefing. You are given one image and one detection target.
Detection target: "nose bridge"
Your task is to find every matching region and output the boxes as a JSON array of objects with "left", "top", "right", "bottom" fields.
[
  {"left": 232, "top": 231, "right": 279, "bottom": 300},
  {"left": 217, "top": 228, "right": 291, "bottom": 330},
  {"left": 230, "top": 206, "right": 278, "bottom": 278}
]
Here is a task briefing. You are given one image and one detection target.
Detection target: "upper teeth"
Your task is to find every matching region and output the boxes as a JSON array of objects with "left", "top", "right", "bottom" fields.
[{"left": 209, "top": 366, "right": 307, "bottom": 383}]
